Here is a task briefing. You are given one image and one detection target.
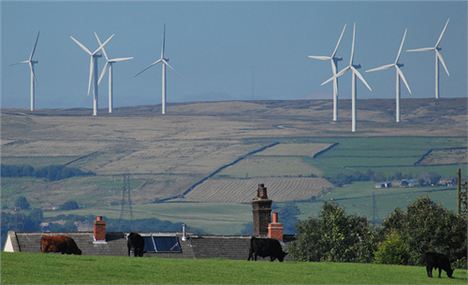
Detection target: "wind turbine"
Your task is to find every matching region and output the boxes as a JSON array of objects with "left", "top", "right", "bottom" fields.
[
  {"left": 406, "top": 18, "right": 450, "bottom": 99},
  {"left": 308, "top": 24, "right": 347, "bottom": 122},
  {"left": 135, "top": 24, "right": 175, "bottom": 115},
  {"left": 70, "top": 33, "right": 114, "bottom": 116},
  {"left": 94, "top": 33, "right": 133, "bottom": 114},
  {"left": 11, "top": 31, "right": 40, "bottom": 111},
  {"left": 366, "top": 29, "right": 412, "bottom": 123},
  {"left": 322, "top": 23, "right": 372, "bottom": 133}
]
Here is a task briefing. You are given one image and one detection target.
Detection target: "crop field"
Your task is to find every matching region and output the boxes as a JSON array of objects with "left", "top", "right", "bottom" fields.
[
  {"left": 184, "top": 177, "right": 332, "bottom": 203},
  {"left": 1, "top": 155, "right": 79, "bottom": 167},
  {"left": 292, "top": 182, "right": 458, "bottom": 222},
  {"left": 2, "top": 252, "right": 467, "bottom": 284},
  {"left": 419, "top": 148, "right": 468, "bottom": 166},
  {"left": 255, "top": 142, "right": 332, "bottom": 157}
]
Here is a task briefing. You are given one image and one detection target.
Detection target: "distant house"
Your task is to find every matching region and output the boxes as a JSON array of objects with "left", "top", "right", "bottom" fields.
[
  {"left": 438, "top": 177, "right": 456, "bottom": 187},
  {"left": 3, "top": 184, "right": 294, "bottom": 260},
  {"left": 400, "top": 179, "right": 418, "bottom": 188},
  {"left": 375, "top": 181, "right": 392, "bottom": 189}
]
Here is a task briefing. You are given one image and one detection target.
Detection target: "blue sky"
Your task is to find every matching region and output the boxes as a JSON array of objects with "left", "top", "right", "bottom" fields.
[{"left": 1, "top": 1, "right": 466, "bottom": 109}]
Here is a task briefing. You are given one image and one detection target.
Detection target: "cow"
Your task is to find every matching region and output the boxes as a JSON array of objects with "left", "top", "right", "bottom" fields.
[
  {"left": 40, "top": 235, "right": 82, "bottom": 255},
  {"left": 424, "top": 252, "right": 454, "bottom": 278},
  {"left": 127, "top": 232, "right": 145, "bottom": 257},
  {"left": 247, "top": 236, "right": 287, "bottom": 262}
]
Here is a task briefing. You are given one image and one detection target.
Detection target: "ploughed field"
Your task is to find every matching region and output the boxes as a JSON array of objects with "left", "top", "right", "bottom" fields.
[
  {"left": 2, "top": 252, "right": 467, "bottom": 284},
  {"left": 1, "top": 99, "right": 467, "bottom": 233}
]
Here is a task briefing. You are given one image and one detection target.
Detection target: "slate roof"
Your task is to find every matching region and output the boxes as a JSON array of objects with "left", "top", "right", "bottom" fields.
[{"left": 6, "top": 231, "right": 294, "bottom": 260}]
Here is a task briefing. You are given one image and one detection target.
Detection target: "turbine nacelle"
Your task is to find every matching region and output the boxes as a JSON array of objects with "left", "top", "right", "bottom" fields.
[{"left": 352, "top": 64, "right": 362, "bottom": 69}]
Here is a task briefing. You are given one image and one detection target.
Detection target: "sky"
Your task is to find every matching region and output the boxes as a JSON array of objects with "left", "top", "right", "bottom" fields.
[{"left": 1, "top": 1, "right": 467, "bottom": 109}]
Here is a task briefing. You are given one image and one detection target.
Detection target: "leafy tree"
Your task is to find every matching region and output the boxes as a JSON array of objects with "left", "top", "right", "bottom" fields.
[
  {"left": 289, "top": 202, "right": 377, "bottom": 263},
  {"left": 374, "top": 231, "right": 409, "bottom": 264},
  {"left": 383, "top": 197, "right": 467, "bottom": 266},
  {"left": 14, "top": 196, "right": 30, "bottom": 210}
]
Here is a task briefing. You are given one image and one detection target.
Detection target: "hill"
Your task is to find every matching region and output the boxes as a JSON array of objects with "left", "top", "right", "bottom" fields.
[{"left": 1, "top": 252, "right": 467, "bottom": 284}]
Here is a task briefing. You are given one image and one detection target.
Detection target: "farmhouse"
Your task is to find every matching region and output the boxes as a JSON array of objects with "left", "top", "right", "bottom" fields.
[
  {"left": 4, "top": 184, "right": 293, "bottom": 260},
  {"left": 374, "top": 181, "right": 392, "bottom": 189}
]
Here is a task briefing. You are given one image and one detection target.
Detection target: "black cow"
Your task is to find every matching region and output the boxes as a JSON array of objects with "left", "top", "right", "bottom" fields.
[
  {"left": 127, "top": 232, "right": 145, "bottom": 257},
  {"left": 247, "top": 236, "right": 287, "bottom": 262},
  {"left": 424, "top": 252, "right": 454, "bottom": 278}
]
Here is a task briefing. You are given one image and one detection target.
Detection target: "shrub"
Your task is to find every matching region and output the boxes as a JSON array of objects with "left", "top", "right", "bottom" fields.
[
  {"left": 14, "top": 196, "right": 30, "bottom": 210},
  {"left": 60, "top": 200, "right": 80, "bottom": 210},
  {"left": 374, "top": 231, "right": 409, "bottom": 265}
]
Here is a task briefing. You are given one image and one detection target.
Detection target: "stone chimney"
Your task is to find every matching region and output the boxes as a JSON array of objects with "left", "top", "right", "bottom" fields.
[
  {"left": 93, "top": 216, "right": 107, "bottom": 244},
  {"left": 268, "top": 212, "right": 283, "bottom": 241},
  {"left": 252, "top": 184, "right": 272, "bottom": 237}
]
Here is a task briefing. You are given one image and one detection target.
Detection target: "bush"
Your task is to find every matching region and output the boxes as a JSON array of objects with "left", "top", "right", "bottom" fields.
[
  {"left": 1, "top": 164, "right": 95, "bottom": 181},
  {"left": 374, "top": 231, "right": 409, "bottom": 265},
  {"left": 14, "top": 196, "right": 30, "bottom": 210}
]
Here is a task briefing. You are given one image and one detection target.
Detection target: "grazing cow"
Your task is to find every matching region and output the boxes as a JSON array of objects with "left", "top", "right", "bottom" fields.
[
  {"left": 40, "top": 235, "right": 82, "bottom": 255},
  {"left": 424, "top": 252, "right": 454, "bottom": 278},
  {"left": 247, "top": 236, "right": 287, "bottom": 262},
  {"left": 127, "top": 232, "right": 145, "bottom": 257}
]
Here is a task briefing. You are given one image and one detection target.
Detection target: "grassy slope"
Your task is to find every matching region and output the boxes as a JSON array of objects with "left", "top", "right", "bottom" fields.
[{"left": 2, "top": 253, "right": 467, "bottom": 285}]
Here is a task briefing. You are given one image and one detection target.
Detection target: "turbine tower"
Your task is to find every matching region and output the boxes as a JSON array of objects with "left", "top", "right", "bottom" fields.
[
  {"left": 95, "top": 33, "right": 133, "bottom": 114},
  {"left": 135, "top": 24, "right": 175, "bottom": 115},
  {"left": 366, "top": 29, "right": 412, "bottom": 123},
  {"left": 308, "top": 24, "right": 347, "bottom": 122},
  {"left": 407, "top": 18, "right": 450, "bottom": 99},
  {"left": 322, "top": 23, "right": 372, "bottom": 133},
  {"left": 11, "top": 31, "right": 40, "bottom": 111},
  {"left": 70, "top": 33, "right": 114, "bottom": 116}
]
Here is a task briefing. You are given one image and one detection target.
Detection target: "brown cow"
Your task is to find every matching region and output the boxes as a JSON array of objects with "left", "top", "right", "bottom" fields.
[{"left": 40, "top": 235, "right": 82, "bottom": 255}]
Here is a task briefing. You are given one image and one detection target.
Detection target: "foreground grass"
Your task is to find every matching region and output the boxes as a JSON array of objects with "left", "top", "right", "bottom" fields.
[{"left": 2, "top": 253, "right": 467, "bottom": 284}]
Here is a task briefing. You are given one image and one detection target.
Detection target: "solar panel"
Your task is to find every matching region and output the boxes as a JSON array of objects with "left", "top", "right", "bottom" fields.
[{"left": 142, "top": 236, "right": 182, "bottom": 253}]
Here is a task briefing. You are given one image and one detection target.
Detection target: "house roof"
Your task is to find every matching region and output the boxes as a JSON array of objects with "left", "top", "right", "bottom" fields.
[{"left": 5, "top": 231, "right": 293, "bottom": 260}]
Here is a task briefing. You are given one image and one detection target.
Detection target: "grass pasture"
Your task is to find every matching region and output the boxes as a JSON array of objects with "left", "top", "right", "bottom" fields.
[{"left": 2, "top": 252, "right": 467, "bottom": 284}]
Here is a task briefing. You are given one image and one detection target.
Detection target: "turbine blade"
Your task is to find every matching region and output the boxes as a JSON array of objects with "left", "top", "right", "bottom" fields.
[
  {"left": 9, "top": 61, "right": 29, "bottom": 66},
  {"left": 70, "top": 36, "right": 92, "bottom": 55},
  {"left": 29, "top": 62, "right": 36, "bottom": 82},
  {"left": 396, "top": 66, "right": 412, "bottom": 95},
  {"left": 29, "top": 31, "right": 40, "bottom": 60},
  {"left": 349, "top": 23, "right": 356, "bottom": 65},
  {"left": 93, "top": 34, "right": 114, "bottom": 55},
  {"left": 162, "top": 59, "right": 175, "bottom": 71},
  {"left": 161, "top": 24, "right": 166, "bottom": 59},
  {"left": 395, "top": 29, "right": 407, "bottom": 63},
  {"left": 307, "top": 55, "right": 331, "bottom": 61},
  {"left": 406, "top": 47, "right": 434, "bottom": 52},
  {"left": 88, "top": 57, "right": 93, "bottom": 95},
  {"left": 366, "top": 63, "right": 394, "bottom": 73},
  {"left": 110, "top": 57, "right": 133, "bottom": 62},
  {"left": 94, "top": 33, "right": 109, "bottom": 60},
  {"left": 321, "top": 66, "right": 349, "bottom": 86},
  {"left": 352, "top": 66, "right": 372, "bottom": 91},
  {"left": 435, "top": 18, "right": 450, "bottom": 47},
  {"left": 134, "top": 59, "right": 161, "bottom": 77},
  {"left": 332, "top": 24, "right": 347, "bottom": 57},
  {"left": 98, "top": 62, "right": 108, "bottom": 85},
  {"left": 436, "top": 51, "right": 450, "bottom": 76}
]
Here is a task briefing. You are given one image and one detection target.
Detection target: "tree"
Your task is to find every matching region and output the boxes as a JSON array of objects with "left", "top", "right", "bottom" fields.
[
  {"left": 14, "top": 196, "right": 30, "bottom": 210},
  {"left": 382, "top": 197, "right": 467, "bottom": 266},
  {"left": 374, "top": 231, "right": 409, "bottom": 264},
  {"left": 289, "top": 202, "right": 376, "bottom": 263}
]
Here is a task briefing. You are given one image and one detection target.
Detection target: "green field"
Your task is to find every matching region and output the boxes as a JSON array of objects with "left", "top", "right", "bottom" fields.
[{"left": 2, "top": 252, "right": 467, "bottom": 284}]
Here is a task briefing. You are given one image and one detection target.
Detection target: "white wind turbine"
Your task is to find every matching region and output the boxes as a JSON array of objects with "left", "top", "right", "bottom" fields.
[
  {"left": 11, "top": 31, "right": 40, "bottom": 111},
  {"left": 406, "top": 18, "right": 450, "bottom": 99},
  {"left": 70, "top": 33, "right": 114, "bottom": 116},
  {"left": 308, "top": 24, "right": 347, "bottom": 122},
  {"left": 94, "top": 33, "right": 133, "bottom": 114},
  {"left": 135, "top": 24, "right": 175, "bottom": 115},
  {"left": 322, "top": 23, "right": 372, "bottom": 133},
  {"left": 366, "top": 29, "right": 412, "bottom": 123}
]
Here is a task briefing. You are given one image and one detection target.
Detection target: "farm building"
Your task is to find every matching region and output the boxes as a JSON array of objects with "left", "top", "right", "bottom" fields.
[
  {"left": 3, "top": 184, "right": 294, "bottom": 260},
  {"left": 399, "top": 179, "right": 418, "bottom": 188},
  {"left": 374, "top": 181, "right": 392, "bottom": 189}
]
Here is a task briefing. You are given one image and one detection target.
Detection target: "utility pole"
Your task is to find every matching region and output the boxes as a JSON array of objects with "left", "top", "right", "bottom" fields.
[
  {"left": 457, "top": 168, "right": 467, "bottom": 217},
  {"left": 118, "top": 174, "right": 133, "bottom": 231},
  {"left": 372, "top": 192, "right": 377, "bottom": 225}
]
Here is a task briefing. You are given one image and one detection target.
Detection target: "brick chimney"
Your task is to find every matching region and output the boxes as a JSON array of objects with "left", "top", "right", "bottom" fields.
[
  {"left": 93, "top": 216, "right": 107, "bottom": 244},
  {"left": 268, "top": 212, "right": 283, "bottom": 241},
  {"left": 252, "top": 184, "right": 272, "bottom": 237}
]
